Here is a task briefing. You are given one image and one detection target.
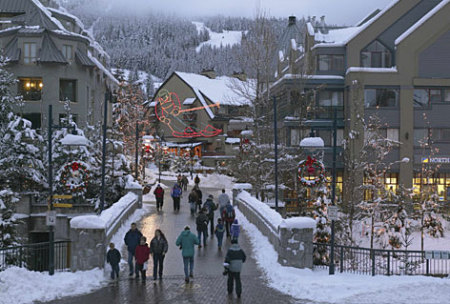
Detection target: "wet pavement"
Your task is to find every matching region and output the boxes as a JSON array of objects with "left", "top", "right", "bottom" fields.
[{"left": 46, "top": 183, "right": 302, "bottom": 304}]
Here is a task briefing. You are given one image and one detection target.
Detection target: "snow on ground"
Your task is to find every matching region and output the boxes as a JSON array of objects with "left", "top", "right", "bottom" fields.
[
  {"left": 0, "top": 267, "right": 106, "bottom": 304},
  {"left": 236, "top": 208, "right": 450, "bottom": 304},
  {"left": 193, "top": 21, "right": 244, "bottom": 53}
]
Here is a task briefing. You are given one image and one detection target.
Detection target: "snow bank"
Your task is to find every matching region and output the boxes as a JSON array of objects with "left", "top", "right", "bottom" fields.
[
  {"left": 233, "top": 183, "right": 253, "bottom": 190},
  {"left": 280, "top": 217, "right": 315, "bottom": 230},
  {"left": 59, "top": 134, "right": 91, "bottom": 146},
  {"left": 0, "top": 267, "right": 106, "bottom": 304},
  {"left": 300, "top": 137, "right": 324, "bottom": 147},
  {"left": 236, "top": 209, "right": 450, "bottom": 304},
  {"left": 125, "top": 175, "right": 142, "bottom": 189},
  {"left": 70, "top": 192, "right": 138, "bottom": 229},
  {"left": 237, "top": 191, "right": 283, "bottom": 228},
  {"left": 193, "top": 21, "right": 245, "bottom": 53}
]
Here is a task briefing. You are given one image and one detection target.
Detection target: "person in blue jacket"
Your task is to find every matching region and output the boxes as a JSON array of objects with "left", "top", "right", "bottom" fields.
[
  {"left": 230, "top": 219, "right": 241, "bottom": 242},
  {"left": 124, "top": 222, "right": 143, "bottom": 277},
  {"left": 175, "top": 225, "right": 199, "bottom": 283}
]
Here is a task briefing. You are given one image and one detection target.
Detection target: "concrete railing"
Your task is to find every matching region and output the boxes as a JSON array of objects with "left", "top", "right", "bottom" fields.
[
  {"left": 69, "top": 188, "right": 142, "bottom": 271},
  {"left": 235, "top": 190, "right": 315, "bottom": 269}
]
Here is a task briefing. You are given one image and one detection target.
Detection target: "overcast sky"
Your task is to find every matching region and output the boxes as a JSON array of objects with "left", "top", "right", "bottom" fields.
[{"left": 107, "top": 0, "right": 394, "bottom": 25}]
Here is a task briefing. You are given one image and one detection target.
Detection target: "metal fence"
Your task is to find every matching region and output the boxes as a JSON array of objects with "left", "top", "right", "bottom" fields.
[
  {"left": 0, "top": 241, "right": 71, "bottom": 272},
  {"left": 313, "top": 243, "right": 450, "bottom": 277}
]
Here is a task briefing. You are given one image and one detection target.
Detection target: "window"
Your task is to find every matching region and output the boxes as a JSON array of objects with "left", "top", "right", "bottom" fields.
[
  {"left": 317, "top": 55, "right": 344, "bottom": 71},
  {"left": 445, "top": 89, "right": 450, "bottom": 102},
  {"left": 62, "top": 45, "right": 73, "bottom": 61},
  {"left": 361, "top": 41, "right": 391, "bottom": 68},
  {"left": 22, "top": 113, "right": 41, "bottom": 129},
  {"left": 23, "top": 42, "right": 37, "bottom": 64},
  {"left": 336, "top": 129, "right": 344, "bottom": 147},
  {"left": 364, "top": 88, "right": 398, "bottom": 108},
  {"left": 385, "top": 173, "right": 399, "bottom": 198},
  {"left": 414, "top": 129, "right": 430, "bottom": 146},
  {"left": 413, "top": 173, "right": 450, "bottom": 201},
  {"left": 290, "top": 128, "right": 300, "bottom": 146},
  {"left": 19, "top": 78, "right": 43, "bottom": 101},
  {"left": 431, "top": 129, "right": 450, "bottom": 142},
  {"left": 414, "top": 89, "right": 430, "bottom": 107},
  {"left": 318, "top": 91, "right": 343, "bottom": 107},
  {"left": 59, "top": 79, "right": 77, "bottom": 102},
  {"left": 387, "top": 128, "right": 399, "bottom": 142}
]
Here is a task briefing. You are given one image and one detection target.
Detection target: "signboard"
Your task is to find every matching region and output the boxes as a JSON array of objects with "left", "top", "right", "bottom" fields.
[
  {"left": 46, "top": 211, "right": 56, "bottom": 226},
  {"left": 421, "top": 157, "right": 450, "bottom": 164},
  {"left": 285, "top": 200, "right": 299, "bottom": 214},
  {"left": 328, "top": 206, "right": 339, "bottom": 221},
  {"left": 53, "top": 194, "right": 73, "bottom": 200},
  {"left": 53, "top": 203, "right": 73, "bottom": 208}
]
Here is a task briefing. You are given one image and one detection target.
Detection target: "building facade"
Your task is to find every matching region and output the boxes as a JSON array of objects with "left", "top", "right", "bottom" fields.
[
  {"left": 148, "top": 70, "right": 253, "bottom": 167},
  {"left": 0, "top": 0, "right": 117, "bottom": 130},
  {"left": 272, "top": 0, "right": 450, "bottom": 202}
]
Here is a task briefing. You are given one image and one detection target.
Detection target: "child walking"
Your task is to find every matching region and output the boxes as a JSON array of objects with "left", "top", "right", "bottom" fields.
[
  {"left": 230, "top": 219, "right": 240, "bottom": 242},
  {"left": 215, "top": 218, "right": 225, "bottom": 250},
  {"left": 135, "top": 236, "right": 150, "bottom": 281},
  {"left": 106, "top": 242, "right": 121, "bottom": 280}
]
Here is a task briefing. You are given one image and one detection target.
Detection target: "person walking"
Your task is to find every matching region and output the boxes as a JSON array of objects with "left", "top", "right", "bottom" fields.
[
  {"left": 175, "top": 226, "right": 200, "bottom": 283},
  {"left": 196, "top": 208, "right": 209, "bottom": 248},
  {"left": 149, "top": 229, "right": 168, "bottom": 281},
  {"left": 153, "top": 184, "right": 165, "bottom": 211},
  {"left": 218, "top": 189, "right": 230, "bottom": 216},
  {"left": 203, "top": 194, "right": 217, "bottom": 237},
  {"left": 135, "top": 236, "right": 150, "bottom": 281},
  {"left": 188, "top": 189, "right": 198, "bottom": 215},
  {"left": 194, "top": 185, "right": 203, "bottom": 212},
  {"left": 194, "top": 174, "right": 200, "bottom": 186},
  {"left": 106, "top": 242, "right": 121, "bottom": 280},
  {"left": 222, "top": 201, "right": 236, "bottom": 238},
  {"left": 230, "top": 219, "right": 241, "bottom": 242},
  {"left": 225, "top": 239, "right": 246, "bottom": 298},
  {"left": 124, "top": 223, "right": 143, "bottom": 276},
  {"left": 215, "top": 218, "right": 225, "bottom": 250},
  {"left": 171, "top": 183, "right": 182, "bottom": 212},
  {"left": 182, "top": 175, "right": 188, "bottom": 191}
]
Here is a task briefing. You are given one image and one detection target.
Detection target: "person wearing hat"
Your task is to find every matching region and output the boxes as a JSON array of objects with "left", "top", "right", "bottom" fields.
[
  {"left": 153, "top": 184, "right": 165, "bottom": 211},
  {"left": 175, "top": 226, "right": 199, "bottom": 283},
  {"left": 225, "top": 239, "right": 246, "bottom": 298},
  {"left": 203, "top": 194, "right": 217, "bottom": 237}
]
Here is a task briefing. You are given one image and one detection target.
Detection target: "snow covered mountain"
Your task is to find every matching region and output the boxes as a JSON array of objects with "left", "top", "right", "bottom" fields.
[{"left": 192, "top": 21, "right": 246, "bottom": 53}]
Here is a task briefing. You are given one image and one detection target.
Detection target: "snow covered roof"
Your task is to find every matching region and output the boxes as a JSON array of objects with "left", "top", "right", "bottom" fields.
[
  {"left": 59, "top": 134, "right": 91, "bottom": 146},
  {"left": 395, "top": 0, "right": 450, "bottom": 45},
  {"left": 88, "top": 51, "right": 119, "bottom": 86},
  {"left": 183, "top": 97, "right": 196, "bottom": 105},
  {"left": 225, "top": 137, "right": 240, "bottom": 144},
  {"left": 346, "top": 67, "right": 398, "bottom": 74},
  {"left": 175, "top": 71, "right": 253, "bottom": 107}
]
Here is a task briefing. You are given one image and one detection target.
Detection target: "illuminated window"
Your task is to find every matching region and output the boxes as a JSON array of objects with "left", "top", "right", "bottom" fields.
[
  {"left": 19, "top": 78, "right": 43, "bottom": 101},
  {"left": 23, "top": 42, "right": 37, "bottom": 64},
  {"left": 384, "top": 173, "right": 398, "bottom": 197}
]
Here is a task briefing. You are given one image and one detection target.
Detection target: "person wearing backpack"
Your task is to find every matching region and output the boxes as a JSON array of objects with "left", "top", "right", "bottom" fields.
[
  {"left": 203, "top": 194, "right": 217, "bottom": 237},
  {"left": 222, "top": 201, "right": 235, "bottom": 238},
  {"left": 171, "top": 183, "right": 182, "bottom": 212},
  {"left": 188, "top": 189, "right": 198, "bottom": 215},
  {"left": 195, "top": 208, "right": 209, "bottom": 248},
  {"left": 218, "top": 189, "right": 230, "bottom": 217},
  {"left": 194, "top": 174, "right": 200, "bottom": 186},
  {"left": 225, "top": 239, "right": 246, "bottom": 298},
  {"left": 230, "top": 219, "right": 241, "bottom": 242},
  {"left": 193, "top": 185, "right": 202, "bottom": 211},
  {"left": 153, "top": 184, "right": 165, "bottom": 211}
]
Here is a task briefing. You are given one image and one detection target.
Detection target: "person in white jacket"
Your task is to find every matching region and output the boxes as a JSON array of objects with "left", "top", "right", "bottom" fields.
[{"left": 218, "top": 189, "right": 230, "bottom": 216}]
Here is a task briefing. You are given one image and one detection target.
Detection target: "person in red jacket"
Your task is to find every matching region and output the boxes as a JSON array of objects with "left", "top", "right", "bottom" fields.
[
  {"left": 153, "top": 184, "right": 165, "bottom": 211},
  {"left": 135, "top": 236, "right": 150, "bottom": 281}
]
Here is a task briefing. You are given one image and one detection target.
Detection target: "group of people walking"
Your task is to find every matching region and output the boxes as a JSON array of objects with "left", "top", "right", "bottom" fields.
[{"left": 106, "top": 180, "right": 247, "bottom": 298}]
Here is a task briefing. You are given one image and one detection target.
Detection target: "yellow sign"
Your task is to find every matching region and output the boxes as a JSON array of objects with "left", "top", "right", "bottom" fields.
[
  {"left": 53, "top": 194, "right": 73, "bottom": 199},
  {"left": 53, "top": 203, "right": 73, "bottom": 208}
]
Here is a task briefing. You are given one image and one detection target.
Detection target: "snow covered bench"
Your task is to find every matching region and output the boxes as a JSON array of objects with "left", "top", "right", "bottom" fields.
[{"left": 236, "top": 190, "right": 315, "bottom": 269}]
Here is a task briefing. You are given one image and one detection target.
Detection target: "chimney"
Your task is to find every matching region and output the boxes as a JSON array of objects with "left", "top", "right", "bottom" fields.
[
  {"left": 201, "top": 69, "right": 216, "bottom": 79},
  {"left": 288, "top": 16, "right": 296, "bottom": 26},
  {"left": 232, "top": 71, "right": 247, "bottom": 82},
  {"left": 320, "top": 16, "right": 328, "bottom": 34}
]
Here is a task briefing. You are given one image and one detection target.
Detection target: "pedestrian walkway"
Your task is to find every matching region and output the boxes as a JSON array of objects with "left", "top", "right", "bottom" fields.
[{"left": 46, "top": 182, "right": 301, "bottom": 304}]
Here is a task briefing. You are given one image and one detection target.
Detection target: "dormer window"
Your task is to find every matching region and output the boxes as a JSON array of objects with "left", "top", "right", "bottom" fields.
[
  {"left": 361, "top": 40, "right": 391, "bottom": 68},
  {"left": 62, "top": 45, "right": 73, "bottom": 62},
  {"left": 23, "top": 42, "right": 37, "bottom": 64}
]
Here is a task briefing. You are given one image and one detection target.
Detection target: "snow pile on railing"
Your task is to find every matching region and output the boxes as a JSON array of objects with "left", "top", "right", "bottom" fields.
[
  {"left": 70, "top": 192, "right": 138, "bottom": 230},
  {"left": 280, "top": 217, "right": 315, "bottom": 230},
  {"left": 237, "top": 191, "right": 283, "bottom": 228}
]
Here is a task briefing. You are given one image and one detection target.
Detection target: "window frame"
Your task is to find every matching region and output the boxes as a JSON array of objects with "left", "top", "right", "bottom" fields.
[
  {"left": 62, "top": 44, "right": 73, "bottom": 62},
  {"left": 360, "top": 40, "right": 392, "bottom": 68},
  {"left": 18, "top": 77, "right": 43, "bottom": 101},
  {"left": 317, "top": 54, "right": 344, "bottom": 72},
  {"left": 364, "top": 88, "right": 399, "bottom": 108},
  {"left": 23, "top": 42, "right": 37, "bottom": 64},
  {"left": 59, "top": 79, "right": 77, "bottom": 103}
]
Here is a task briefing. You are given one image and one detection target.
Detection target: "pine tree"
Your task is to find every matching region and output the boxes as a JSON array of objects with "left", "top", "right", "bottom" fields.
[{"left": 0, "top": 190, "right": 20, "bottom": 247}]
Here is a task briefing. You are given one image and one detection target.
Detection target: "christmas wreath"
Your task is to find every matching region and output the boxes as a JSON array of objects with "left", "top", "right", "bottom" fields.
[
  {"left": 298, "top": 156, "right": 325, "bottom": 188},
  {"left": 59, "top": 161, "right": 90, "bottom": 193},
  {"left": 241, "top": 138, "right": 252, "bottom": 154}
]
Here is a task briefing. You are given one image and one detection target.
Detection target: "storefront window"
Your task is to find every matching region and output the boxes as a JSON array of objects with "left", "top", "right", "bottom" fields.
[{"left": 413, "top": 173, "right": 450, "bottom": 201}]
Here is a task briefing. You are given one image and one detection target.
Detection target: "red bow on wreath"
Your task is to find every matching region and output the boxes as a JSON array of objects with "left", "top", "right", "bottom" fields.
[
  {"left": 71, "top": 162, "right": 80, "bottom": 171},
  {"left": 306, "top": 156, "right": 316, "bottom": 174}
]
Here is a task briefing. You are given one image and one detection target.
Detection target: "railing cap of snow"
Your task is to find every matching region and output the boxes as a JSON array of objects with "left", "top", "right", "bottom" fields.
[
  {"left": 279, "top": 217, "right": 315, "bottom": 230},
  {"left": 233, "top": 183, "right": 253, "bottom": 190}
]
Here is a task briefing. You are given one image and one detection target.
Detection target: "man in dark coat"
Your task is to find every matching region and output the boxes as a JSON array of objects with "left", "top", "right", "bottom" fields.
[
  {"left": 203, "top": 194, "right": 217, "bottom": 236},
  {"left": 225, "top": 239, "right": 246, "bottom": 298},
  {"left": 124, "top": 223, "right": 143, "bottom": 276},
  {"left": 150, "top": 229, "right": 169, "bottom": 280},
  {"left": 106, "top": 242, "right": 121, "bottom": 279},
  {"left": 196, "top": 208, "right": 209, "bottom": 248},
  {"left": 153, "top": 184, "right": 165, "bottom": 211}
]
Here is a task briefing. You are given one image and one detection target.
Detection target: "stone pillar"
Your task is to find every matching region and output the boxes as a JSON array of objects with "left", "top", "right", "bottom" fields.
[
  {"left": 70, "top": 228, "right": 106, "bottom": 271},
  {"left": 278, "top": 226, "right": 314, "bottom": 269}
]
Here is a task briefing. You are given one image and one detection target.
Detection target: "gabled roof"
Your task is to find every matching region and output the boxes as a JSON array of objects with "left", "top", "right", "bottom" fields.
[
  {"left": 38, "top": 32, "right": 67, "bottom": 64},
  {"left": 395, "top": 0, "right": 450, "bottom": 45},
  {"left": 3, "top": 37, "right": 20, "bottom": 62}
]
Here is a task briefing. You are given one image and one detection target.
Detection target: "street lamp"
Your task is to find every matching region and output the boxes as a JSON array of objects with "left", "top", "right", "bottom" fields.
[{"left": 47, "top": 105, "right": 88, "bottom": 275}]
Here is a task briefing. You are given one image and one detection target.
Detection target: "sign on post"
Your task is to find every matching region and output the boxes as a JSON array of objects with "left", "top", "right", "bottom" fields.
[
  {"left": 328, "top": 206, "right": 339, "bottom": 221},
  {"left": 53, "top": 194, "right": 73, "bottom": 200},
  {"left": 46, "top": 210, "right": 56, "bottom": 226},
  {"left": 53, "top": 203, "right": 73, "bottom": 208}
]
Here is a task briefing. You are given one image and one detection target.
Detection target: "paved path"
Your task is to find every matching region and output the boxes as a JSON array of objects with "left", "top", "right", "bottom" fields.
[{"left": 47, "top": 182, "right": 302, "bottom": 304}]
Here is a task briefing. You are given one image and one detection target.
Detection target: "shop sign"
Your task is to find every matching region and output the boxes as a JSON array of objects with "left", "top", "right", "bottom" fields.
[{"left": 421, "top": 157, "right": 450, "bottom": 164}]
